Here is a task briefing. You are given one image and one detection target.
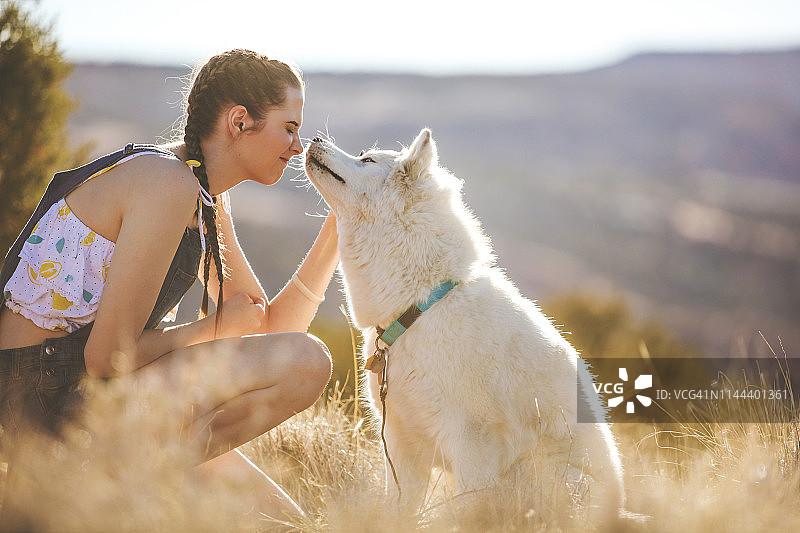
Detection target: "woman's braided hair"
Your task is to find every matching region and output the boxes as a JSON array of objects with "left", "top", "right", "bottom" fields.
[{"left": 183, "top": 49, "right": 303, "bottom": 331}]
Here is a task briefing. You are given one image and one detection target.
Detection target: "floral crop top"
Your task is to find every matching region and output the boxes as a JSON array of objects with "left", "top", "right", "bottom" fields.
[
  {"left": 0, "top": 151, "right": 213, "bottom": 332},
  {"left": 3, "top": 198, "right": 116, "bottom": 332}
]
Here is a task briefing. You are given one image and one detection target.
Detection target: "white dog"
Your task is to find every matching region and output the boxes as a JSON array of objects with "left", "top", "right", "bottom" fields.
[{"left": 305, "top": 129, "right": 624, "bottom": 522}]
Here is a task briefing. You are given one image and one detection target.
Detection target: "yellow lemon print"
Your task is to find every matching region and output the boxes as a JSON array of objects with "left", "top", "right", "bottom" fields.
[
  {"left": 27, "top": 264, "right": 41, "bottom": 285},
  {"left": 39, "top": 261, "right": 62, "bottom": 280},
  {"left": 57, "top": 203, "right": 72, "bottom": 219},
  {"left": 102, "top": 263, "right": 110, "bottom": 281},
  {"left": 52, "top": 292, "right": 74, "bottom": 311},
  {"left": 81, "top": 232, "right": 96, "bottom": 246}
]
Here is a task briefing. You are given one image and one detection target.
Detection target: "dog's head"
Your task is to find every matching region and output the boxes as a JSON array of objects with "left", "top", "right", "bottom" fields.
[
  {"left": 304, "top": 128, "right": 493, "bottom": 327},
  {"left": 304, "top": 128, "right": 456, "bottom": 223}
]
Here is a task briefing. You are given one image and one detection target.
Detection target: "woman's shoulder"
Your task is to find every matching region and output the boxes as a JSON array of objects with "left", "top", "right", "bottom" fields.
[{"left": 119, "top": 151, "right": 199, "bottom": 208}]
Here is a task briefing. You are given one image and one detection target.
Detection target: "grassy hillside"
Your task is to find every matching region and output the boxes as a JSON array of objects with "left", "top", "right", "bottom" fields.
[{"left": 2, "top": 364, "right": 799, "bottom": 532}]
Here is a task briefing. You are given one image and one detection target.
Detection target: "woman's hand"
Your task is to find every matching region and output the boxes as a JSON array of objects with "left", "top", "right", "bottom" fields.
[{"left": 215, "top": 292, "right": 267, "bottom": 338}]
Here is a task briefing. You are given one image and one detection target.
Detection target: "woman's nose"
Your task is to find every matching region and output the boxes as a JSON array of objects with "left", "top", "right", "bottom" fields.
[{"left": 290, "top": 133, "right": 303, "bottom": 154}]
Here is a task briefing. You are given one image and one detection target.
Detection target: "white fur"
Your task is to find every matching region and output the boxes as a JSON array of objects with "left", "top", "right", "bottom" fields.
[{"left": 305, "top": 129, "right": 624, "bottom": 521}]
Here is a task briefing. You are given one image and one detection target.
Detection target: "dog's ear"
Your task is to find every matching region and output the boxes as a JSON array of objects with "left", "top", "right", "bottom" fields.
[{"left": 402, "top": 128, "right": 438, "bottom": 179}]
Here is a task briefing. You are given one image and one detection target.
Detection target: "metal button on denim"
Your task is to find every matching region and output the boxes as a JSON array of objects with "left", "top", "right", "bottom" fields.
[
  {"left": 45, "top": 369, "right": 55, "bottom": 376},
  {"left": 45, "top": 345, "right": 56, "bottom": 355}
]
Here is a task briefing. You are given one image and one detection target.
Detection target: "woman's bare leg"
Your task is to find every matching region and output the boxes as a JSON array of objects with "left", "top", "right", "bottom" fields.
[
  {"left": 193, "top": 449, "right": 304, "bottom": 521},
  {"left": 131, "top": 332, "right": 331, "bottom": 453},
  {"left": 123, "top": 331, "right": 331, "bottom": 519}
]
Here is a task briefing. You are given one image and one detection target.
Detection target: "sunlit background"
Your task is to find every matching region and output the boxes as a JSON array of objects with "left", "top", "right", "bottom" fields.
[
  {"left": 34, "top": 0, "right": 800, "bottom": 74},
  {"left": 9, "top": 0, "right": 800, "bottom": 377}
]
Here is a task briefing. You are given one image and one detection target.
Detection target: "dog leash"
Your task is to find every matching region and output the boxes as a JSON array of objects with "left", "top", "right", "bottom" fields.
[
  {"left": 368, "top": 338, "right": 401, "bottom": 495},
  {"left": 365, "top": 280, "right": 459, "bottom": 497}
]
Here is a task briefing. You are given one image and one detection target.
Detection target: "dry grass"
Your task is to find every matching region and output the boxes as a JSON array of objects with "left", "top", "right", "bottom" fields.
[
  {"left": 242, "top": 378, "right": 800, "bottom": 533},
  {"left": 2, "top": 362, "right": 800, "bottom": 532}
]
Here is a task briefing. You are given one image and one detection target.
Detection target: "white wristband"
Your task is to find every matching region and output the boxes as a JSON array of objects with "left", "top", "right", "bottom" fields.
[{"left": 291, "top": 273, "right": 325, "bottom": 304}]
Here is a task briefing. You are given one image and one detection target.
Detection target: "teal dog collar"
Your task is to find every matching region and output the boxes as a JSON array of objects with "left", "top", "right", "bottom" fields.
[{"left": 375, "top": 280, "right": 459, "bottom": 346}]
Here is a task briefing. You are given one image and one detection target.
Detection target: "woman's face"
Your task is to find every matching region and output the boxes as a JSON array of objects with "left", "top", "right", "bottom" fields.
[{"left": 236, "top": 87, "right": 305, "bottom": 185}]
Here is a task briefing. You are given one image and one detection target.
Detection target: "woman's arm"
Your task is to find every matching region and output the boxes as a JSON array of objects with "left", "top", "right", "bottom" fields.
[
  {"left": 264, "top": 212, "right": 339, "bottom": 333},
  {"left": 128, "top": 292, "right": 265, "bottom": 370},
  {"left": 83, "top": 161, "right": 264, "bottom": 377},
  {"left": 204, "top": 208, "right": 339, "bottom": 335}
]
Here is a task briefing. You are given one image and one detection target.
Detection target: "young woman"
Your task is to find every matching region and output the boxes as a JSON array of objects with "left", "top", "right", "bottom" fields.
[{"left": 0, "top": 49, "right": 337, "bottom": 525}]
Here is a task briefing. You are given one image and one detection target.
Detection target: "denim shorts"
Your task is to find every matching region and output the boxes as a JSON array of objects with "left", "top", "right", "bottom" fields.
[{"left": 0, "top": 326, "right": 90, "bottom": 452}]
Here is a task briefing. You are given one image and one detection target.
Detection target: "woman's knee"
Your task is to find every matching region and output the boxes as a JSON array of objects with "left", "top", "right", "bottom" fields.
[
  {"left": 255, "top": 332, "right": 329, "bottom": 414},
  {"left": 253, "top": 332, "right": 331, "bottom": 394},
  {"left": 291, "top": 332, "right": 333, "bottom": 390}
]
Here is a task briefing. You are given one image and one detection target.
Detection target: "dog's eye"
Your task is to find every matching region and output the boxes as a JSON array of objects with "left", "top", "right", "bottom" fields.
[{"left": 361, "top": 157, "right": 376, "bottom": 163}]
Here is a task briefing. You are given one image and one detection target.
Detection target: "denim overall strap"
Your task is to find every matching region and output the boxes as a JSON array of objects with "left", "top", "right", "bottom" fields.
[
  {"left": 144, "top": 225, "right": 202, "bottom": 329},
  {"left": 0, "top": 143, "right": 202, "bottom": 330}
]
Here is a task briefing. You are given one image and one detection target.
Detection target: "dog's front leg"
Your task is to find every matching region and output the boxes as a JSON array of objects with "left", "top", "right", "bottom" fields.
[
  {"left": 382, "top": 422, "right": 435, "bottom": 513},
  {"left": 441, "top": 425, "right": 504, "bottom": 495}
]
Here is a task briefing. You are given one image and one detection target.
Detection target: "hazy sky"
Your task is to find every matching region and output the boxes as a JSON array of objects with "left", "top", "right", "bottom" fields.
[{"left": 33, "top": 0, "right": 800, "bottom": 74}]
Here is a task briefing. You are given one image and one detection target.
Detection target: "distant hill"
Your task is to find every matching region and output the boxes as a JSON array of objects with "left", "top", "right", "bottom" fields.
[{"left": 62, "top": 50, "right": 800, "bottom": 357}]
